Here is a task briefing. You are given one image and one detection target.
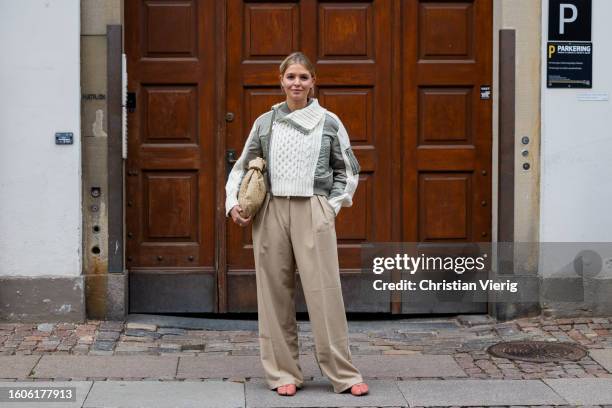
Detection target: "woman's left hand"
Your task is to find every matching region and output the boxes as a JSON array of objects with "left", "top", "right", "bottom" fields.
[{"left": 230, "top": 205, "right": 252, "bottom": 227}]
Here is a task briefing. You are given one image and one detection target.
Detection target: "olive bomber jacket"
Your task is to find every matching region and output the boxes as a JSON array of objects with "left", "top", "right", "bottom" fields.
[{"left": 225, "top": 98, "right": 361, "bottom": 216}]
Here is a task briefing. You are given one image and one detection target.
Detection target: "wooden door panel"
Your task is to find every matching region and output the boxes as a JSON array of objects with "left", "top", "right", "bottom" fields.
[
  {"left": 318, "top": 3, "right": 374, "bottom": 58},
  {"left": 145, "top": 173, "right": 198, "bottom": 239},
  {"left": 143, "top": 86, "right": 198, "bottom": 143},
  {"left": 419, "top": 88, "right": 472, "bottom": 143},
  {"left": 419, "top": 2, "right": 474, "bottom": 60},
  {"left": 226, "top": 0, "right": 392, "bottom": 312},
  {"left": 142, "top": 2, "right": 199, "bottom": 58},
  {"left": 419, "top": 173, "right": 471, "bottom": 241},
  {"left": 402, "top": 0, "right": 492, "bottom": 313},
  {"left": 244, "top": 4, "right": 300, "bottom": 57},
  {"left": 126, "top": 0, "right": 217, "bottom": 313}
]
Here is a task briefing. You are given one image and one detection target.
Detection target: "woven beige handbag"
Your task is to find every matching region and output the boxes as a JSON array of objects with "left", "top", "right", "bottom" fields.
[{"left": 238, "top": 157, "right": 267, "bottom": 218}]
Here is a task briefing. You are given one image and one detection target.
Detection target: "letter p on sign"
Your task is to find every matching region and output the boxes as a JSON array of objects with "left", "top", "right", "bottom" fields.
[
  {"left": 548, "top": 0, "right": 590, "bottom": 42},
  {"left": 559, "top": 3, "right": 578, "bottom": 34}
]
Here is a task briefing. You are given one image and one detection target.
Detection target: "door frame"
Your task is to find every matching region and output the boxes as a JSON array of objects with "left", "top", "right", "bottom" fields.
[
  {"left": 214, "top": 0, "right": 229, "bottom": 313},
  {"left": 120, "top": 0, "right": 501, "bottom": 315}
]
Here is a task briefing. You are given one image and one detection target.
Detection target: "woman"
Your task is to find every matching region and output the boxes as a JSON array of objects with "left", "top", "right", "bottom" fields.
[{"left": 225, "top": 52, "right": 369, "bottom": 397}]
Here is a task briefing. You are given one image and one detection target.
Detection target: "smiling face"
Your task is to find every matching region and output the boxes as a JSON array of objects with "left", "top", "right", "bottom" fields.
[{"left": 280, "top": 63, "right": 316, "bottom": 104}]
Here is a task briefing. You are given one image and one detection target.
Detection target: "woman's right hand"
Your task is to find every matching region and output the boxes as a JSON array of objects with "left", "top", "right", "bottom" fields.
[{"left": 230, "top": 205, "right": 252, "bottom": 227}]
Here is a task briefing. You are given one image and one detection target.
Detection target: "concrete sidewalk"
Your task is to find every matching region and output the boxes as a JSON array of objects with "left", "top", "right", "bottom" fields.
[
  {"left": 1, "top": 352, "right": 612, "bottom": 407},
  {"left": 1, "top": 378, "right": 612, "bottom": 407}
]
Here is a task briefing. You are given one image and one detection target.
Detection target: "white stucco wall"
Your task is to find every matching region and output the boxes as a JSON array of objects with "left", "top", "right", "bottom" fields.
[
  {"left": 540, "top": 0, "right": 612, "bottom": 242},
  {"left": 0, "top": 0, "right": 81, "bottom": 276}
]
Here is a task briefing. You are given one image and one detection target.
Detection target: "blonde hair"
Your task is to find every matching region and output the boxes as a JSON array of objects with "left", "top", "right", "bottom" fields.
[{"left": 279, "top": 52, "right": 316, "bottom": 78}]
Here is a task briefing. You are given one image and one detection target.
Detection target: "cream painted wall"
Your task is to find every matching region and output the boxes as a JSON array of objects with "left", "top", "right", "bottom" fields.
[
  {"left": 490, "top": 0, "right": 542, "bottom": 289},
  {"left": 0, "top": 0, "right": 81, "bottom": 277},
  {"left": 540, "top": 0, "right": 612, "bottom": 242},
  {"left": 492, "top": 0, "right": 542, "bottom": 245}
]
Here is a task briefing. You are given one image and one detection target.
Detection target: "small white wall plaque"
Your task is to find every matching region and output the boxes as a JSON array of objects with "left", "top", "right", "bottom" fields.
[{"left": 577, "top": 92, "right": 609, "bottom": 101}]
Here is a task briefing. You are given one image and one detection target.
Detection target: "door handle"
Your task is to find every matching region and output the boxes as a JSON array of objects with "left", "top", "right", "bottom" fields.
[
  {"left": 126, "top": 92, "right": 136, "bottom": 113},
  {"left": 227, "top": 149, "right": 237, "bottom": 165},
  {"left": 226, "top": 149, "right": 237, "bottom": 181}
]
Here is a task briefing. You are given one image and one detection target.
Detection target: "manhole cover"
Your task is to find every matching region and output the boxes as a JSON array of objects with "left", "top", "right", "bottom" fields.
[{"left": 487, "top": 341, "right": 587, "bottom": 362}]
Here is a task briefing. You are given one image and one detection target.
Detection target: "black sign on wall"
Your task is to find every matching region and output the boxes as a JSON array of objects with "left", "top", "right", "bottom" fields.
[
  {"left": 547, "top": 42, "right": 592, "bottom": 88},
  {"left": 549, "top": 0, "right": 591, "bottom": 41}
]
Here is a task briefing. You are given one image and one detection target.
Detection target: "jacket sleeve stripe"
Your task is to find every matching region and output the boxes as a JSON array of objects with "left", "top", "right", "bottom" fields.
[{"left": 326, "top": 112, "right": 359, "bottom": 215}]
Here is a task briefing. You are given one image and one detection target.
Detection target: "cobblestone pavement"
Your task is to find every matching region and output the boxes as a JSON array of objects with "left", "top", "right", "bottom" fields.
[{"left": 1, "top": 315, "right": 611, "bottom": 382}]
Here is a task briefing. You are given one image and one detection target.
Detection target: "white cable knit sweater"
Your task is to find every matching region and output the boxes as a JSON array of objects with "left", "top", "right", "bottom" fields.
[{"left": 269, "top": 113, "right": 325, "bottom": 197}]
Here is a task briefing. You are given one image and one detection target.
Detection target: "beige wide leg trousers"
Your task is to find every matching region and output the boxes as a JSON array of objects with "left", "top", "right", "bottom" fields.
[{"left": 251, "top": 193, "right": 363, "bottom": 393}]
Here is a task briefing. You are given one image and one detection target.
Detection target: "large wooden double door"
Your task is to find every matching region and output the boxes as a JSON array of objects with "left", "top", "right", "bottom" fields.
[{"left": 126, "top": 0, "right": 492, "bottom": 314}]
